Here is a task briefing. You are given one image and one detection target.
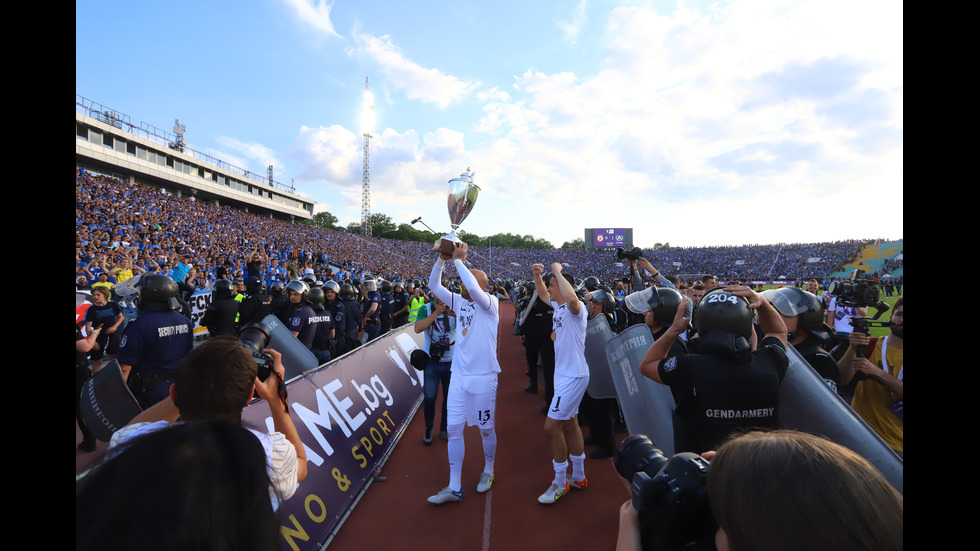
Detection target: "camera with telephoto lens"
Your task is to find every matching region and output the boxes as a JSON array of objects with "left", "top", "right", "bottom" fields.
[
  {"left": 615, "top": 434, "right": 717, "bottom": 551},
  {"left": 238, "top": 322, "right": 275, "bottom": 381},
  {"left": 617, "top": 246, "right": 642, "bottom": 261},
  {"left": 826, "top": 269, "right": 881, "bottom": 308}
]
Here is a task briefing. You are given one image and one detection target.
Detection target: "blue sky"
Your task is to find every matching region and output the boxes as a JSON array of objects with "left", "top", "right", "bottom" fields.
[{"left": 76, "top": 0, "right": 902, "bottom": 248}]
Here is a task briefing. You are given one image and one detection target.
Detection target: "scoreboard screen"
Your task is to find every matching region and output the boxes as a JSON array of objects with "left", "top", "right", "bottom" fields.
[{"left": 588, "top": 228, "right": 632, "bottom": 248}]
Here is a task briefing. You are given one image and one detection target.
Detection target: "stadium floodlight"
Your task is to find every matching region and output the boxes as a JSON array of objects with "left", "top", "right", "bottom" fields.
[{"left": 361, "top": 82, "right": 375, "bottom": 138}]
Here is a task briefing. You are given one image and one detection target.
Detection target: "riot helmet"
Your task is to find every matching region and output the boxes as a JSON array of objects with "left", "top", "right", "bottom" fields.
[
  {"left": 301, "top": 272, "right": 317, "bottom": 285},
  {"left": 323, "top": 280, "right": 341, "bottom": 295},
  {"left": 693, "top": 287, "right": 754, "bottom": 353},
  {"left": 309, "top": 287, "right": 326, "bottom": 311},
  {"left": 244, "top": 275, "right": 263, "bottom": 294},
  {"left": 588, "top": 288, "right": 617, "bottom": 315},
  {"left": 285, "top": 279, "right": 310, "bottom": 303},
  {"left": 625, "top": 287, "right": 684, "bottom": 327},
  {"left": 361, "top": 275, "right": 377, "bottom": 292},
  {"left": 270, "top": 280, "right": 285, "bottom": 296},
  {"left": 137, "top": 274, "right": 181, "bottom": 312},
  {"left": 762, "top": 286, "right": 831, "bottom": 340},
  {"left": 581, "top": 276, "right": 601, "bottom": 292},
  {"left": 339, "top": 283, "right": 356, "bottom": 300},
  {"left": 213, "top": 279, "right": 234, "bottom": 299},
  {"left": 381, "top": 281, "right": 393, "bottom": 294}
]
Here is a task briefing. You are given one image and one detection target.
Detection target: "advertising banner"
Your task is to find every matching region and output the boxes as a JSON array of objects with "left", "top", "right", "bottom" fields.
[{"left": 241, "top": 327, "right": 425, "bottom": 551}]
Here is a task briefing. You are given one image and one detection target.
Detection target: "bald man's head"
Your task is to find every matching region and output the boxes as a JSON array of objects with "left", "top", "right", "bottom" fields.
[{"left": 460, "top": 269, "right": 488, "bottom": 300}]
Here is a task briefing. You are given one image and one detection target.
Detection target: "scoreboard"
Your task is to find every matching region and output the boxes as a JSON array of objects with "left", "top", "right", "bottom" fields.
[{"left": 585, "top": 228, "right": 633, "bottom": 249}]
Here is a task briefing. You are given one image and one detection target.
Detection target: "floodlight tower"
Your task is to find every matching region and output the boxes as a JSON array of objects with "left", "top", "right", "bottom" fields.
[{"left": 361, "top": 77, "right": 375, "bottom": 236}]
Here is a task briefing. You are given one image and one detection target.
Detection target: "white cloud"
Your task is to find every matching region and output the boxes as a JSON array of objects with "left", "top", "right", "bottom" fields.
[
  {"left": 556, "top": 0, "right": 589, "bottom": 43},
  {"left": 280, "top": 0, "right": 342, "bottom": 38},
  {"left": 349, "top": 33, "right": 481, "bottom": 108}
]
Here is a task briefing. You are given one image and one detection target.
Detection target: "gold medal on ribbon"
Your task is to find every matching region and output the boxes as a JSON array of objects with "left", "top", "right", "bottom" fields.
[
  {"left": 462, "top": 328, "right": 468, "bottom": 337},
  {"left": 551, "top": 332, "right": 557, "bottom": 341}
]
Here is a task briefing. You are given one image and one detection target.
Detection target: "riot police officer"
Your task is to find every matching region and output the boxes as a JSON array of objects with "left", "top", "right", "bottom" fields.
[
  {"left": 269, "top": 280, "right": 290, "bottom": 324},
  {"left": 308, "top": 287, "right": 336, "bottom": 364},
  {"left": 285, "top": 280, "right": 318, "bottom": 350},
  {"left": 360, "top": 275, "right": 382, "bottom": 343},
  {"left": 200, "top": 279, "right": 239, "bottom": 336},
  {"left": 340, "top": 283, "right": 363, "bottom": 352},
  {"left": 116, "top": 274, "right": 194, "bottom": 409},
  {"left": 379, "top": 280, "right": 395, "bottom": 334},
  {"left": 391, "top": 280, "right": 409, "bottom": 328},
  {"left": 520, "top": 277, "right": 555, "bottom": 411},
  {"left": 637, "top": 285, "right": 789, "bottom": 454},
  {"left": 323, "top": 281, "right": 351, "bottom": 357},
  {"left": 762, "top": 286, "right": 840, "bottom": 392},
  {"left": 238, "top": 275, "right": 271, "bottom": 329}
]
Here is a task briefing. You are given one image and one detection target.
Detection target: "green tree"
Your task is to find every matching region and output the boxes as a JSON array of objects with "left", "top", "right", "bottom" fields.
[
  {"left": 561, "top": 237, "right": 585, "bottom": 249},
  {"left": 305, "top": 211, "right": 340, "bottom": 230}
]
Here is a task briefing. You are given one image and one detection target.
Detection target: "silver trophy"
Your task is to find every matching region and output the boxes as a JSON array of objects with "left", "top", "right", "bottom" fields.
[{"left": 435, "top": 168, "right": 480, "bottom": 256}]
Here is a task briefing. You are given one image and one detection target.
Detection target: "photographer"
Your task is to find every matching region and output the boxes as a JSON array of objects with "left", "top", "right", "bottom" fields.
[
  {"left": 838, "top": 297, "right": 903, "bottom": 457},
  {"left": 637, "top": 286, "right": 788, "bottom": 454},
  {"left": 615, "top": 430, "right": 903, "bottom": 551},
  {"left": 107, "top": 335, "right": 307, "bottom": 504},
  {"left": 414, "top": 295, "right": 456, "bottom": 444}
]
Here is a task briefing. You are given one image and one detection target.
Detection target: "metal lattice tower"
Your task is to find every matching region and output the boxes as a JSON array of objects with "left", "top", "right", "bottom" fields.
[{"left": 361, "top": 77, "right": 373, "bottom": 236}]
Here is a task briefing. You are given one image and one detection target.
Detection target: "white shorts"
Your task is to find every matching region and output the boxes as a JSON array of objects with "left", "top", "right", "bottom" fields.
[
  {"left": 447, "top": 373, "right": 498, "bottom": 428},
  {"left": 547, "top": 374, "right": 589, "bottom": 421}
]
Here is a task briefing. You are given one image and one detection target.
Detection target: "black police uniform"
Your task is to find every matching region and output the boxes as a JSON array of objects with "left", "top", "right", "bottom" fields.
[
  {"left": 271, "top": 292, "right": 292, "bottom": 324},
  {"left": 362, "top": 290, "right": 383, "bottom": 342},
  {"left": 201, "top": 295, "right": 240, "bottom": 336},
  {"left": 379, "top": 291, "right": 395, "bottom": 333},
  {"left": 238, "top": 292, "right": 272, "bottom": 329},
  {"left": 116, "top": 309, "right": 194, "bottom": 409},
  {"left": 520, "top": 296, "right": 555, "bottom": 405},
  {"left": 658, "top": 336, "right": 788, "bottom": 454},
  {"left": 342, "top": 296, "right": 363, "bottom": 350},
  {"left": 326, "top": 298, "right": 349, "bottom": 357},
  {"left": 794, "top": 335, "right": 841, "bottom": 393},
  {"left": 391, "top": 290, "right": 409, "bottom": 328},
  {"left": 309, "top": 305, "right": 335, "bottom": 364}
]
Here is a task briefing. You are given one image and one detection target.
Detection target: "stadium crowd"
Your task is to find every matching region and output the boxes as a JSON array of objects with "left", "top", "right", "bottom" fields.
[{"left": 76, "top": 168, "right": 877, "bottom": 294}]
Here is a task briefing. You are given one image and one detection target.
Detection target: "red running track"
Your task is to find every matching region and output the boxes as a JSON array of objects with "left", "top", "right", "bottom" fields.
[{"left": 77, "top": 302, "right": 633, "bottom": 550}]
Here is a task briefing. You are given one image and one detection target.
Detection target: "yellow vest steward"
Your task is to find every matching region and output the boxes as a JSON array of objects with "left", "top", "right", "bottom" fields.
[{"left": 408, "top": 297, "right": 425, "bottom": 323}]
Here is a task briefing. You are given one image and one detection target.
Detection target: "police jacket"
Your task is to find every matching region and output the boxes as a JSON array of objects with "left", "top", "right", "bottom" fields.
[
  {"left": 202, "top": 297, "right": 240, "bottom": 336},
  {"left": 238, "top": 293, "right": 271, "bottom": 329},
  {"left": 659, "top": 336, "right": 788, "bottom": 454}
]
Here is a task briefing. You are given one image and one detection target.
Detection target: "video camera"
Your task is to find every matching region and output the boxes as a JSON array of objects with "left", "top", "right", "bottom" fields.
[
  {"left": 615, "top": 434, "right": 717, "bottom": 551},
  {"left": 826, "top": 269, "right": 881, "bottom": 309}
]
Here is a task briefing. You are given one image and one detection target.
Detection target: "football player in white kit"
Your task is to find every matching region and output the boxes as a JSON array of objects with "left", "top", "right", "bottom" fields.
[
  {"left": 532, "top": 262, "right": 590, "bottom": 504},
  {"left": 426, "top": 242, "right": 502, "bottom": 505}
]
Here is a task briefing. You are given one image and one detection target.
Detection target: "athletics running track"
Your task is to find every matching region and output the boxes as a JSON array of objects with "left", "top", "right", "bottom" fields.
[{"left": 76, "top": 303, "right": 632, "bottom": 550}]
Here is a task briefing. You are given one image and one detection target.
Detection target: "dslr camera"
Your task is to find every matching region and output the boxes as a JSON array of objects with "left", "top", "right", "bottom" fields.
[
  {"left": 617, "top": 246, "right": 642, "bottom": 262},
  {"left": 615, "top": 435, "right": 716, "bottom": 551},
  {"left": 428, "top": 341, "right": 447, "bottom": 362},
  {"left": 239, "top": 321, "right": 276, "bottom": 381}
]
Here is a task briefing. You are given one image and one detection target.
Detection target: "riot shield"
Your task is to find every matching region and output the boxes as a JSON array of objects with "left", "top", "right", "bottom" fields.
[
  {"left": 78, "top": 359, "right": 143, "bottom": 442},
  {"left": 781, "top": 343, "right": 903, "bottom": 494},
  {"left": 585, "top": 314, "right": 618, "bottom": 399},
  {"left": 604, "top": 323, "right": 678, "bottom": 456}
]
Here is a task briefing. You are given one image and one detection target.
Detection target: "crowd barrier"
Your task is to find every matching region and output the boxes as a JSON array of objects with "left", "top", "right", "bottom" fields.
[{"left": 241, "top": 326, "right": 425, "bottom": 551}]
